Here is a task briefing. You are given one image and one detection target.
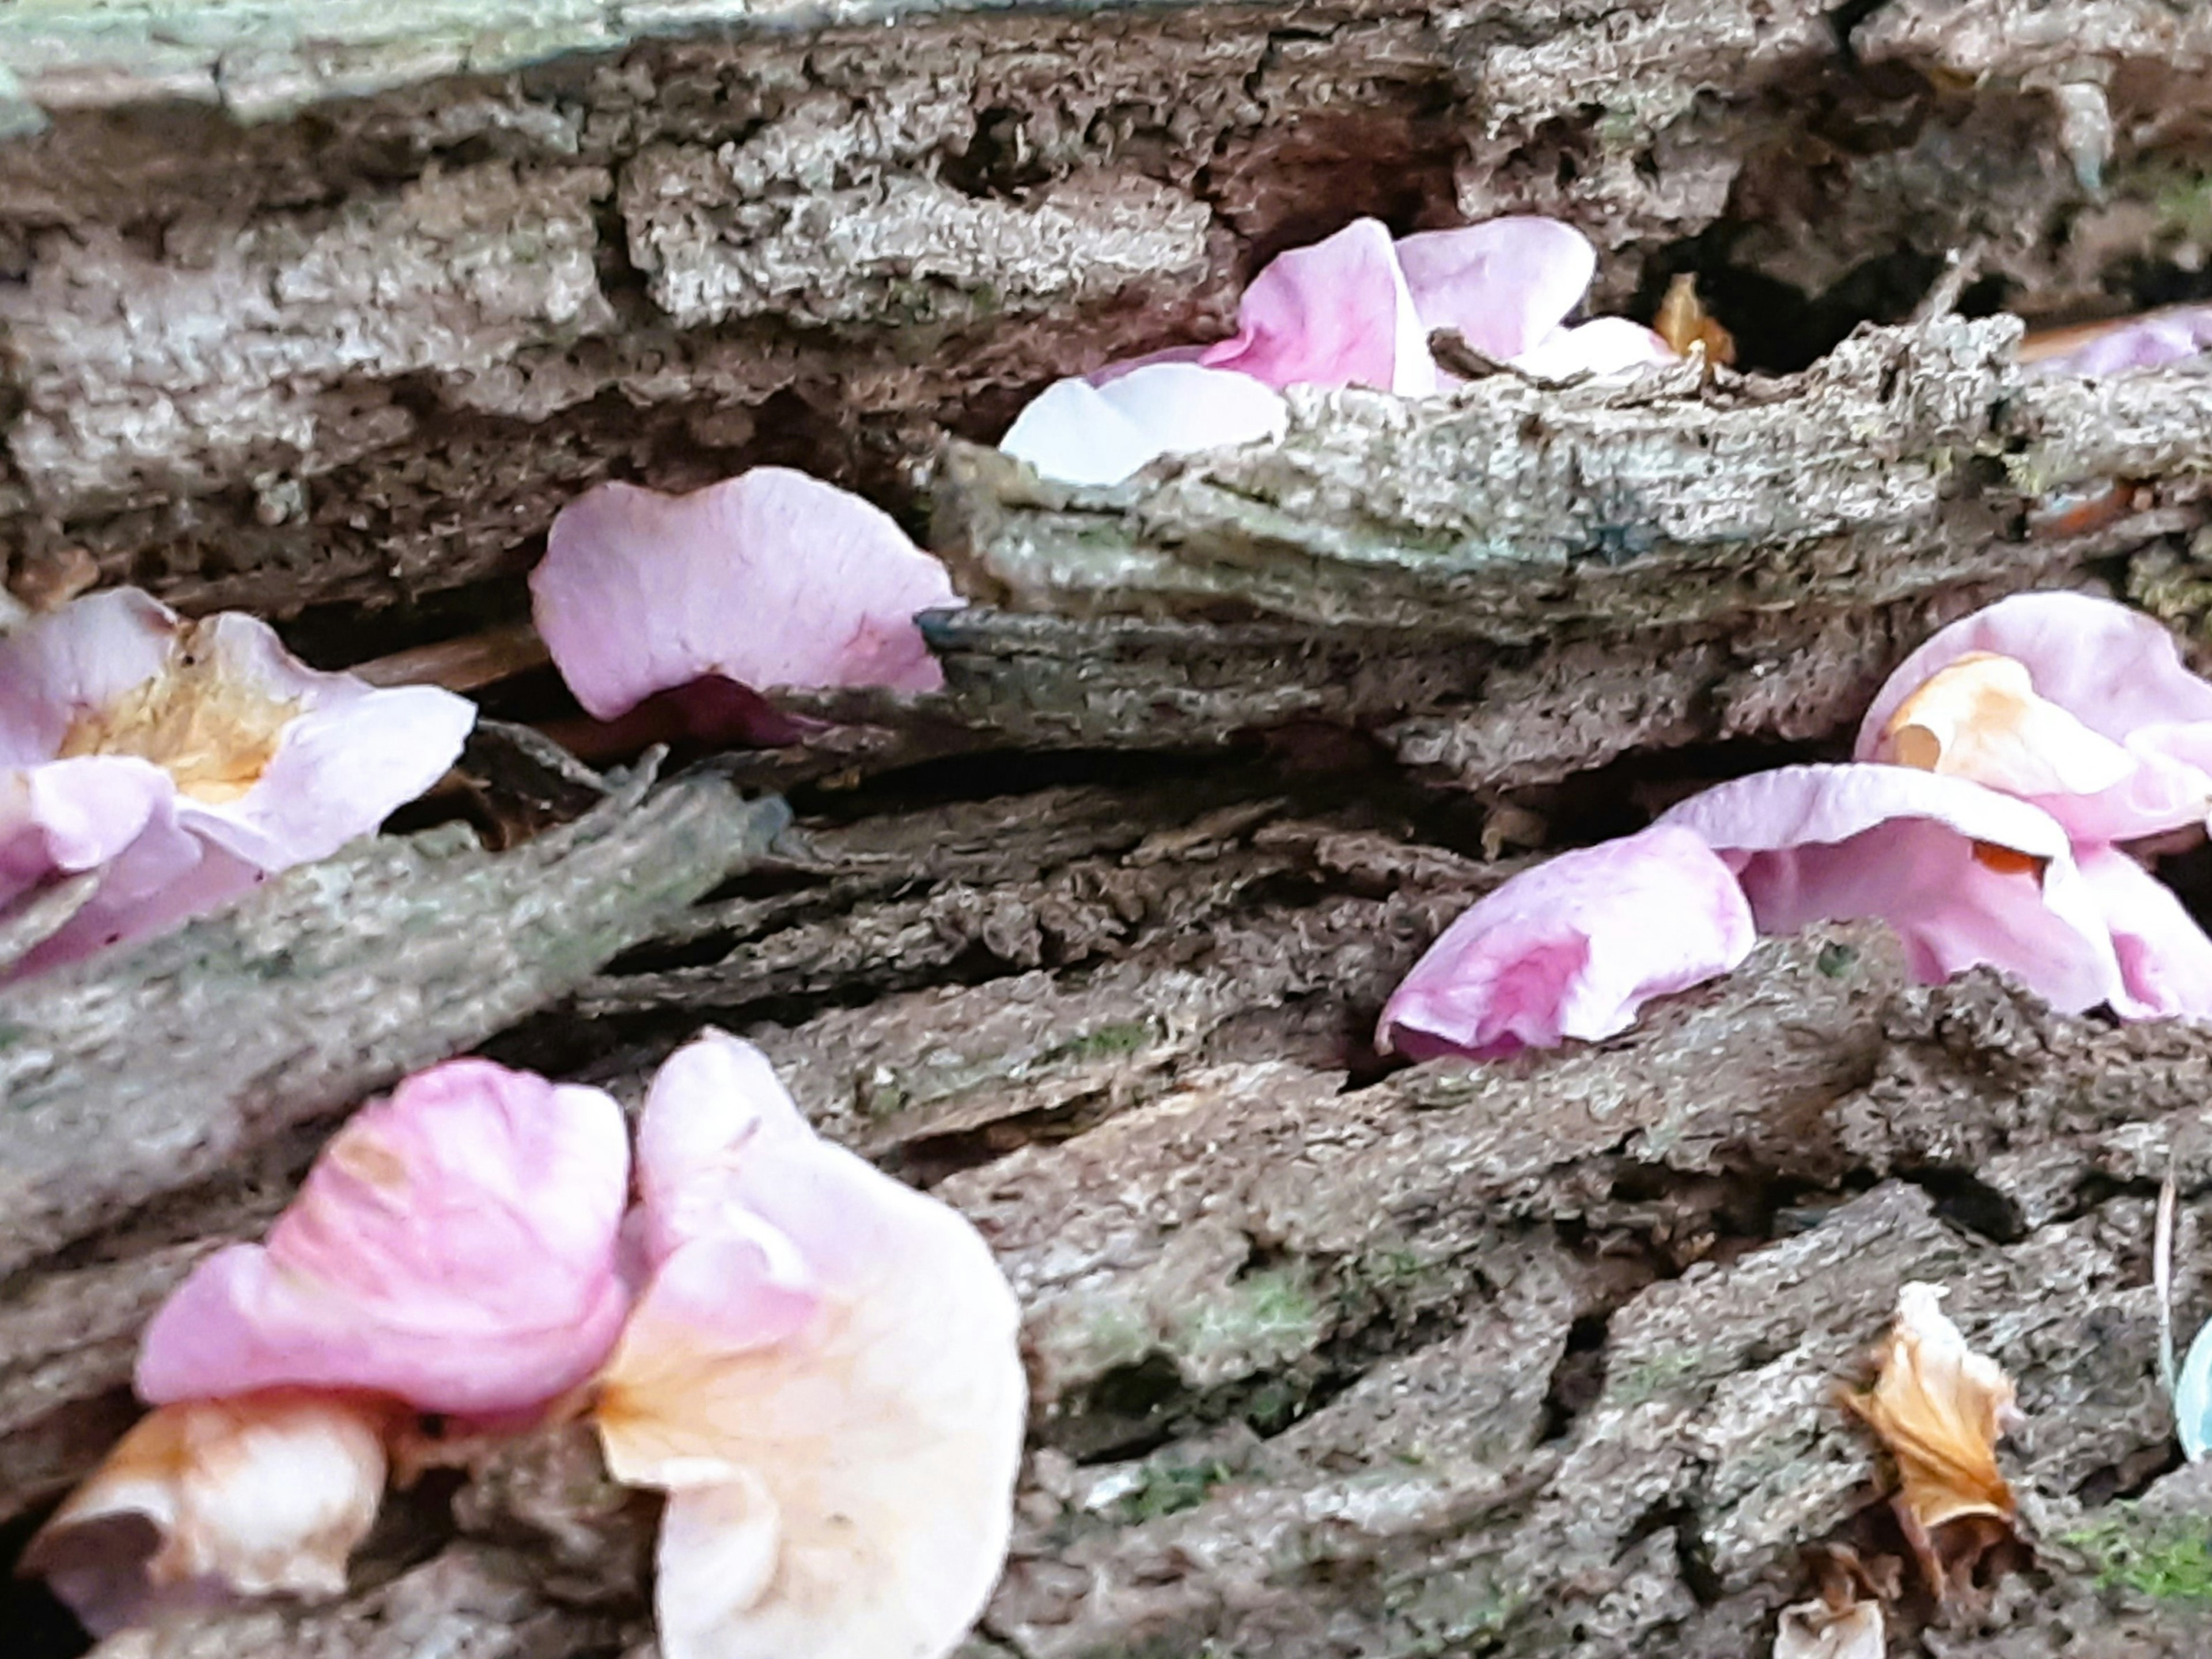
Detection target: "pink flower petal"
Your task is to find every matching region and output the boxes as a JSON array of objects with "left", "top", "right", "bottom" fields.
[
  {"left": 1857, "top": 593, "right": 2212, "bottom": 840},
  {"left": 1659, "top": 763, "right": 2128, "bottom": 1014},
  {"left": 1201, "top": 218, "right": 1435, "bottom": 395},
  {"left": 1376, "top": 824, "right": 1755, "bottom": 1060},
  {"left": 2075, "top": 843, "right": 2212, "bottom": 1019},
  {"left": 1394, "top": 217, "right": 1599, "bottom": 362},
  {"left": 2022, "top": 305, "right": 2212, "bottom": 377},
  {"left": 532, "top": 469, "right": 961, "bottom": 722},
  {"left": 0, "top": 589, "right": 179, "bottom": 767},
  {"left": 998, "top": 362, "right": 1289, "bottom": 487},
  {"left": 23, "top": 1395, "right": 391, "bottom": 1637},
  {"left": 138, "top": 1060, "right": 632, "bottom": 1417},
  {"left": 1505, "top": 316, "right": 1678, "bottom": 380},
  {"left": 596, "top": 1030, "right": 1025, "bottom": 1659}
]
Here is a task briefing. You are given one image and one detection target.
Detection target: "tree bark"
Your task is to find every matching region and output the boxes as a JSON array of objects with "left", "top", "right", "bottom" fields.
[{"left": 7, "top": 3, "right": 2212, "bottom": 1658}]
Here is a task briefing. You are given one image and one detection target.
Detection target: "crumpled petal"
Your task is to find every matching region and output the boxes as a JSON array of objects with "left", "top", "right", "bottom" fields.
[
  {"left": 998, "top": 362, "right": 1289, "bottom": 487},
  {"left": 1503, "top": 316, "right": 1677, "bottom": 381},
  {"left": 1858, "top": 592, "right": 2212, "bottom": 841},
  {"left": 1659, "top": 763, "right": 2128, "bottom": 1014},
  {"left": 0, "top": 589, "right": 475, "bottom": 975},
  {"left": 2021, "top": 304, "right": 2212, "bottom": 377},
  {"left": 2075, "top": 843, "right": 2212, "bottom": 1019},
  {"left": 138, "top": 1060, "right": 632, "bottom": 1418},
  {"left": 594, "top": 1030, "right": 1027, "bottom": 1659},
  {"left": 1395, "top": 217, "right": 1598, "bottom": 362},
  {"left": 532, "top": 468, "right": 961, "bottom": 722},
  {"left": 1872, "top": 651, "right": 2136, "bottom": 799},
  {"left": 1202, "top": 218, "right": 1435, "bottom": 396},
  {"left": 1846, "top": 1283, "right": 2021, "bottom": 1599},
  {"left": 1774, "top": 1600, "right": 1884, "bottom": 1659},
  {"left": 1376, "top": 824, "right": 1755, "bottom": 1060},
  {"left": 22, "top": 1395, "right": 390, "bottom": 1637}
]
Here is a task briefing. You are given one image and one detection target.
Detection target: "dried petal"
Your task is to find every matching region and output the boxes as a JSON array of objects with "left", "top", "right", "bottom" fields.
[
  {"left": 1847, "top": 1283, "right": 2018, "bottom": 1539},
  {"left": 595, "top": 1031, "right": 1026, "bottom": 1659},
  {"left": 1660, "top": 763, "right": 2128, "bottom": 1014},
  {"left": 998, "top": 362, "right": 1289, "bottom": 487},
  {"left": 138, "top": 1060, "right": 632, "bottom": 1417},
  {"left": 1376, "top": 824, "right": 1755, "bottom": 1060},
  {"left": 532, "top": 469, "right": 961, "bottom": 723},
  {"left": 1202, "top": 218, "right": 1435, "bottom": 395},
  {"left": 1654, "top": 272, "right": 1737, "bottom": 365},
  {"left": 22, "top": 1395, "right": 391, "bottom": 1637},
  {"left": 1773, "top": 1599, "right": 1884, "bottom": 1659},
  {"left": 1875, "top": 652, "right": 2135, "bottom": 799},
  {"left": 1857, "top": 592, "right": 2212, "bottom": 842}
]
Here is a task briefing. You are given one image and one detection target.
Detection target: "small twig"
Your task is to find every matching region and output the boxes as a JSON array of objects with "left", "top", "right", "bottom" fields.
[
  {"left": 2159, "top": 1167, "right": 2181, "bottom": 1400},
  {"left": 1912, "top": 241, "right": 1988, "bottom": 327},
  {"left": 349, "top": 622, "right": 552, "bottom": 692}
]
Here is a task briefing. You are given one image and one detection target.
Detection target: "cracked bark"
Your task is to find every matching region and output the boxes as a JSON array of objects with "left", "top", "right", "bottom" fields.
[{"left": 9, "top": 3, "right": 2212, "bottom": 1659}]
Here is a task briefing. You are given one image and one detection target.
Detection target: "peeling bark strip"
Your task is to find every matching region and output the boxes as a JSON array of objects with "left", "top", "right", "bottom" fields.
[{"left": 0, "top": 772, "right": 790, "bottom": 1280}]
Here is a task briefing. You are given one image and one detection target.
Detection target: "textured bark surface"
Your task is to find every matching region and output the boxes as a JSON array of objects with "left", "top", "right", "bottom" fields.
[{"left": 9, "top": 3, "right": 2212, "bottom": 1659}]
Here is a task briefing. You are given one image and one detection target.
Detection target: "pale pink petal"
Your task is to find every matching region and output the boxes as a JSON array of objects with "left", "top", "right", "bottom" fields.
[
  {"left": 533, "top": 469, "right": 961, "bottom": 722},
  {"left": 0, "top": 756, "right": 176, "bottom": 906},
  {"left": 1394, "top": 217, "right": 1599, "bottom": 361},
  {"left": 1506, "top": 316, "right": 1678, "bottom": 380},
  {"left": 1377, "top": 824, "right": 1753, "bottom": 1060},
  {"left": 998, "top": 363, "right": 1288, "bottom": 487},
  {"left": 596, "top": 1030, "right": 1026, "bottom": 1659},
  {"left": 1660, "top": 764, "right": 2127, "bottom": 1014},
  {"left": 9, "top": 837, "right": 260, "bottom": 980},
  {"left": 1857, "top": 593, "right": 2212, "bottom": 840},
  {"left": 1201, "top": 218, "right": 1435, "bottom": 396},
  {"left": 22, "top": 1395, "right": 389, "bottom": 1637},
  {"left": 2075, "top": 843, "right": 2212, "bottom": 1019},
  {"left": 2022, "top": 305, "right": 2212, "bottom": 377},
  {"left": 138, "top": 1060, "right": 632, "bottom": 1416},
  {"left": 0, "top": 589, "right": 178, "bottom": 766}
]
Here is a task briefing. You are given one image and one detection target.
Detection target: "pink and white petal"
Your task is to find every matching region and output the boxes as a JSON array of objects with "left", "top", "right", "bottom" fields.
[
  {"left": 532, "top": 469, "right": 961, "bottom": 722},
  {"left": 1507, "top": 316, "right": 1678, "bottom": 380},
  {"left": 1202, "top": 218, "right": 1435, "bottom": 396},
  {"left": 1394, "top": 217, "right": 1599, "bottom": 361},
  {"left": 10, "top": 836, "right": 263, "bottom": 980},
  {"left": 22, "top": 1395, "right": 389, "bottom": 1638},
  {"left": 1377, "top": 824, "right": 1755, "bottom": 1060},
  {"left": 138, "top": 1061, "right": 632, "bottom": 1416},
  {"left": 2075, "top": 843, "right": 2212, "bottom": 1020},
  {"left": 0, "top": 589, "right": 179, "bottom": 767},
  {"left": 1659, "top": 764, "right": 2127, "bottom": 1013},
  {"left": 999, "top": 364, "right": 1288, "bottom": 487},
  {"left": 0, "top": 756, "right": 175, "bottom": 903},
  {"left": 2022, "top": 305, "right": 2212, "bottom": 377}
]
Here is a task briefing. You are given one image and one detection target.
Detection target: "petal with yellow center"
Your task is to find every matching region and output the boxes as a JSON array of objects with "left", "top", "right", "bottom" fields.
[{"left": 21, "top": 1393, "right": 392, "bottom": 1637}]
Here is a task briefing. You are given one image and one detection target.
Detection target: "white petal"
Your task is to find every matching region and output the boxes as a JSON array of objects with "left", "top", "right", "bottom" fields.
[{"left": 1000, "top": 365, "right": 1287, "bottom": 487}]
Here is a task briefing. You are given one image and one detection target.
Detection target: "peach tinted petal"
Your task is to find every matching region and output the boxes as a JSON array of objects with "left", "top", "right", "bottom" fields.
[
  {"left": 1660, "top": 764, "right": 2127, "bottom": 1014},
  {"left": 532, "top": 469, "right": 960, "bottom": 722},
  {"left": 1394, "top": 217, "right": 1598, "bottom": 361},
  {"left": 1858, "top": 592, "right": 2212, "bottom": 840},
  {"left": 1376, "top": 824, "right": 1754, "bottom": 1060},
  {"left": 1874, "top": 652, "right": 2135, "bottom": 798},
  {"left": 1202, "top": 218, "right": 1434, "bottom": 395},
  {"left": 138, "top": 1060, "right": 631, "bottom": 1416},
  {"left": 998, "top": 362, "right": 1289, "bottom": 487},
  {"left": 1846, "top": 1283, "right": 2018, "bottom": 1537},
  {"left": 596, "top": 1031, "right": 1025, "bottom": 1659},
  {"left": 22, "top": 1395, "right": 389, "bottom": 1637}
]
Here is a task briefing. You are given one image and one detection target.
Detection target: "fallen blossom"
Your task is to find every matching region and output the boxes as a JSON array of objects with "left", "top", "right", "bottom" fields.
[
  {"left": 1658, "top": 762, "right": 2141, "bottom": 1016},
  {"left": 1856, "top": 590, "right": 2212, "bottom": 843},
  {"left": 21, "top": 1394, "right": 393, "bottom": 1637},
  {"left": 1002, "top": 215, "right": 1670, "bottom": 484},
  {"left": 531, "top": 467, "right": 961, "bottom": 726},
  {"left": 594, "top": 1030, "right": 1026, "bottom": 1659},
  {"left": 138, "top": 1059, "right": 632, "bottom": 1417},
  {"left": 0, "top": 588, "right": 475, "bottom": 974},
  {"left": 1376, "top": 824, "right": 1755, "bottom": 1060},
  {"left": 1772, "top": 1599, "right": 1883, "bottom": 1659},
  {"left": 2019, "top": 302, "right": 2212, "bottom": 377},
  {"left": 1846, "top": 1283, "right": 2021, "bottom": 1599}
]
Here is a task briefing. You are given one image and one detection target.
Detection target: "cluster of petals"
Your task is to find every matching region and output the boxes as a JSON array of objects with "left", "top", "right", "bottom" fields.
[
  {"left": 2021, "top": 302, "right": 2212, "bottom": 378},
  {"left": 1, "top": 587, "right": 475, "bottom": 976},
  {"left": 31, "top": 1038, "right": 1027, "bottom": 1659},
  {"left": 1380, "top": 591, "right": 2212, "bottom": 1060},
  {"left": 1001, "top": 215, "right": 1676, "bottom": 486},
  {"left": 531, "top": 466, "right": 963, "bottom": 732}
]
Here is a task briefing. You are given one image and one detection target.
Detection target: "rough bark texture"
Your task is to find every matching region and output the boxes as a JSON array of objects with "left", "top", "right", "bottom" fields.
[{"left": 9, "top": 3, "right": 2212, "bottom": 1659}]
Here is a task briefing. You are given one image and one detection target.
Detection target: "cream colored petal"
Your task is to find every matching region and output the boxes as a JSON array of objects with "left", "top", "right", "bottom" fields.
[
  {"left": 1774, "top": 1599, "right": 1883, "bottom": 1659},
  {"left": 1847, "top": 1282, "right": 2018, "bottom": 1534},
  {"left": 22, "top": 1395, "right": 390, "bottom": 1637},
  {"left": 1878, "top": 652, "right": 2135, "bottom": 798}
]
